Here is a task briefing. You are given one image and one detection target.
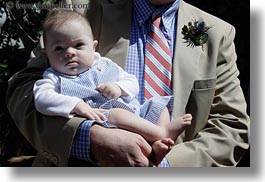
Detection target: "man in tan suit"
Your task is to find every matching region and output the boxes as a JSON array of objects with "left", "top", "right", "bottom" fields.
[{"left": 7, "top": 0, "right": 250, "bottom": 167}]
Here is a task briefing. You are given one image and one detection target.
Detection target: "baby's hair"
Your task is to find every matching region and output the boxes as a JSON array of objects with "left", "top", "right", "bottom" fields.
[{"left": 43, "top": 9, "right": 93, "bottom": 46}]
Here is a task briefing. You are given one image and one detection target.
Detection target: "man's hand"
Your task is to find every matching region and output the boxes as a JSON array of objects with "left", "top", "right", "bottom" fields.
[
  {"left": 73, "top": 101, "right": 107, "bottom": 122},
  {"left": 96, "top": 83, "right": 122, "bottom": 99},
  {"left": 90, "top": 124, "right": 154, "bottom": 166}
]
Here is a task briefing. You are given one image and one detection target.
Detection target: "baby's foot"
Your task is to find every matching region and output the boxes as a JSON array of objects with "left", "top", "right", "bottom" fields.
[
  {"left": 166, "top": 113, "right": 192, "bottom": 140},
  {"left": 151, "top": 138, "right": 174, "bottom": 166}
]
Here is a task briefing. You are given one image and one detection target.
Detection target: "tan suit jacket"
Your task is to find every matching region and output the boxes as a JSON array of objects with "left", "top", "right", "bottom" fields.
[{"left": 6, "top": 0, "right": 250, "bottom": 167}]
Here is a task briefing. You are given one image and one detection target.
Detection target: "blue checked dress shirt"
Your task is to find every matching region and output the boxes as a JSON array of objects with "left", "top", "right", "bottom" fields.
[{"left": 71, "top": 0, "right": 179, "bottom": 167}]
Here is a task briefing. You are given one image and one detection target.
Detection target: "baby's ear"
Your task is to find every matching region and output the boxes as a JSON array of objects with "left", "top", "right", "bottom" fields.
[{"left": 93, "top": 40, "right": 98, "bottom": 49}]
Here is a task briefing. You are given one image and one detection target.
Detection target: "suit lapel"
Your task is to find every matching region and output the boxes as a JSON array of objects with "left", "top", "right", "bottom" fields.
[
  {"left": 172, "top": 0, "right": 202, "bottom": 117},
  {"left": 98, "top": 0, "right": 132, "bottom": 68}
]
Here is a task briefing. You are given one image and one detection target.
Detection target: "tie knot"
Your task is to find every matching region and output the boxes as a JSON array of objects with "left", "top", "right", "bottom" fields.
[{"left": 151, "top": 13, "right": 162, "bottom": 29}]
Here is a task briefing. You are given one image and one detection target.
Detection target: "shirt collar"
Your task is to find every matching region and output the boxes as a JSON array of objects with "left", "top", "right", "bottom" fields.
[
  {"left": 134, "top": 0, "right": 180, "bottom": 26},
  {"left": 134, "top": 0, "right": 153, "bottom": 26}
]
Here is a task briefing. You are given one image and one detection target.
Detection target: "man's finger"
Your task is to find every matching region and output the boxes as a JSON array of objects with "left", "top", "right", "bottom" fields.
[{"left": 135, "top": 135, "right": 152, "bottom": 158}]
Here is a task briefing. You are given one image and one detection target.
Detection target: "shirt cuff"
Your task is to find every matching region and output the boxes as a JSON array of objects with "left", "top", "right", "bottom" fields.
[
  {"left": 70, "top": 119, "right": 97, "bottom": 162},
  {"left": 158, "top": 157, "right": 170, "bottom": 167}
]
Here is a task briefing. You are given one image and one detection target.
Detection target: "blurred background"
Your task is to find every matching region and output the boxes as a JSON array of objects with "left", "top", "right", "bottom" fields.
[{"left": 0, "top": 0, "right": 249, "bottom": 166}]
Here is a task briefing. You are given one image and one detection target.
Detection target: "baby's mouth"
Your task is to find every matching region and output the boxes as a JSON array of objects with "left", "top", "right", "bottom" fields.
[{"left": 66, "top": 60, "right": 79, "bottom": 67}]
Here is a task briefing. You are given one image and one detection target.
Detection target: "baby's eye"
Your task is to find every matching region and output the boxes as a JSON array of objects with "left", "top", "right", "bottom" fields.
[
  {"left": 54, "top": 46, "right": 63, "bottom": 52},
  {"left": 75, "top": 43, "right": 84, "bottom": 48}
]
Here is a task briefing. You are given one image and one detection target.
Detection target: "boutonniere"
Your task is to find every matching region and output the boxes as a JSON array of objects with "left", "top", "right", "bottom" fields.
[{"left": 181, "top": 20, "right": 211, "bottom": 51}]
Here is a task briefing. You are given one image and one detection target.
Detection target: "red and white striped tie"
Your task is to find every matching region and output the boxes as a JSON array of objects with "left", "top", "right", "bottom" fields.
[{"left": 144, "top": 13, "right": 172, "bottom": 99}]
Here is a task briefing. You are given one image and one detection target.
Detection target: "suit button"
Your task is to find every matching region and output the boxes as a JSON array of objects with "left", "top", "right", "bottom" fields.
[
  {"left": 51, "top": 157, "right": 58, "bottom": 165},
  {"left": 43, "top": 151, "right": 49, "bottom": 158}
]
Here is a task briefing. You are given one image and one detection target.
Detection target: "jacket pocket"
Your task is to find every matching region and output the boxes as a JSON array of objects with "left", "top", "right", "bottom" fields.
[
  {"left": 192, "top": 79, "right": 216, "bottom": 90},
  {"left": 185, "top": 79, "right": 216, "bottom": 140}
]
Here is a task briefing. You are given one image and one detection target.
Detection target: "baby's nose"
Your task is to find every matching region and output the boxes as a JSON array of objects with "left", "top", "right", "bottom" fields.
[{"left": 65, "top": 47, "right": 76, "bottom": 57}]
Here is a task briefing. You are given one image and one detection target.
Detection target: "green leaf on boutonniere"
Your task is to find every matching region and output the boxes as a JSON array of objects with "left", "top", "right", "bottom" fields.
[{"left": 181, "top": 20, "right": 211, "bottom": 51}]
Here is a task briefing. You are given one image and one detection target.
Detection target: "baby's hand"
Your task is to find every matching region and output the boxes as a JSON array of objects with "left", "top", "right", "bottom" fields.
[
  {"left": 96, "top": 83, "right": 122, "bottom": 99},
  {"left": 73, "top": 101, "right": 107, "bottom": 123}
]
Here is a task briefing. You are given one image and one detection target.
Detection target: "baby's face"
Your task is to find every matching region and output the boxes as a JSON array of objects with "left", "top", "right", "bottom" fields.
[{"left": 45, "top": 20, "right": 98, "bottom": 76}]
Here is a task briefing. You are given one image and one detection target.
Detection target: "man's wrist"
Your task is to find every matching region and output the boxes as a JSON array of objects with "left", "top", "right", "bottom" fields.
[
  {"left": 89, "top": 123, "right": 102, "bottom": 164},
  {"left": 70, "top": 120, "right": 99, "bottom": 163}
]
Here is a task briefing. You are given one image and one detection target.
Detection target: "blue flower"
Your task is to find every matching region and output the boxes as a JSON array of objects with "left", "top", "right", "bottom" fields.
[{"left": 181, "top": 20, "right": 211, "bottom": 50}]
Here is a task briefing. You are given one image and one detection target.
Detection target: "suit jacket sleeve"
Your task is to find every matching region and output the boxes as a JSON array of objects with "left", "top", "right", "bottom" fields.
[
  {"left": 5, "top": 0, "right": 93, "bottom": 166},
  {"left": 6, "top": 43, "right": 86, "bottom": 166}
]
